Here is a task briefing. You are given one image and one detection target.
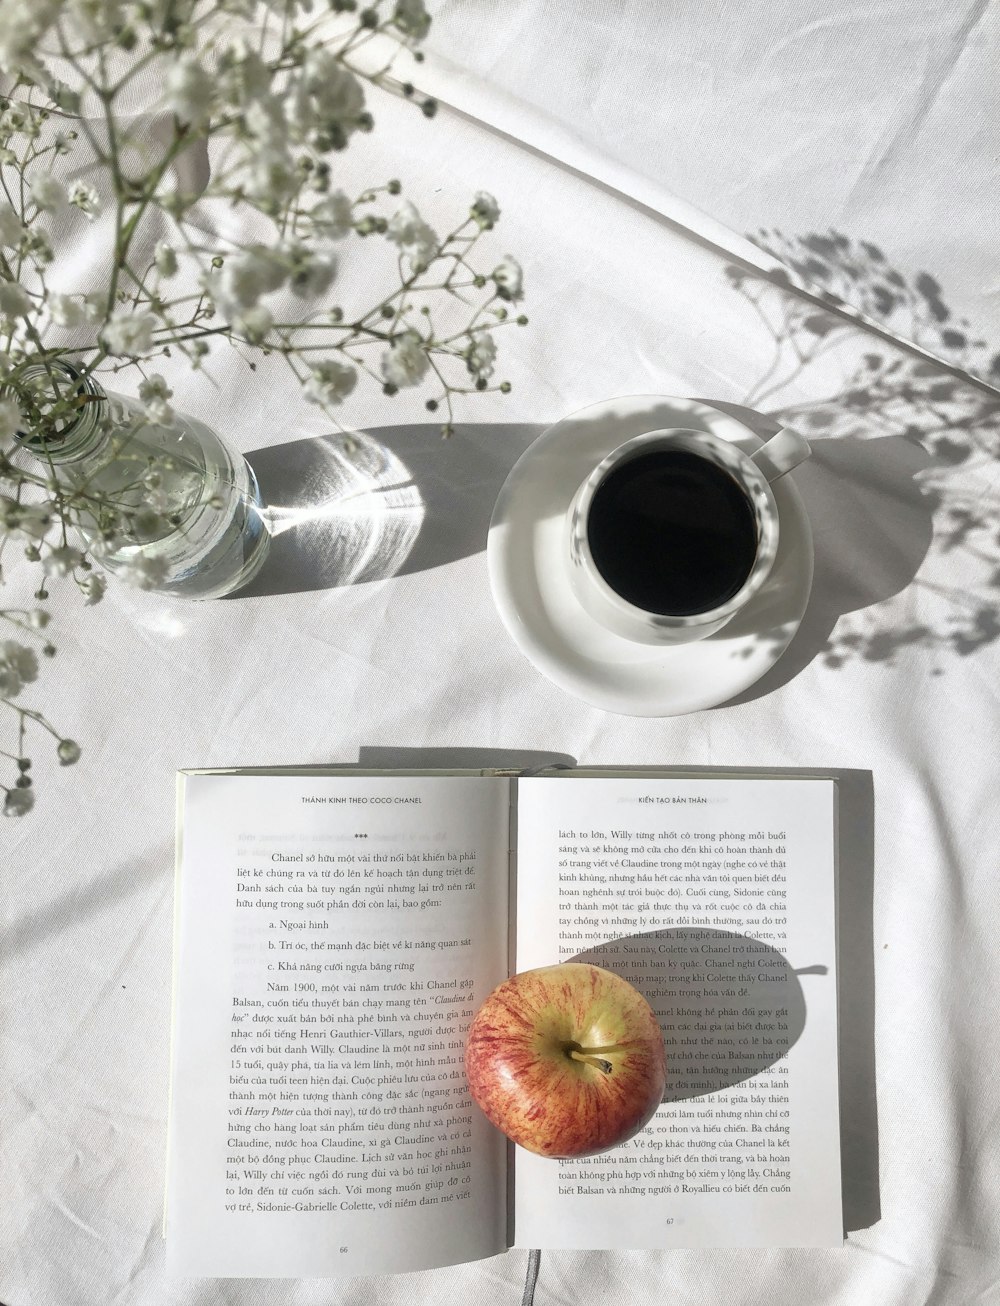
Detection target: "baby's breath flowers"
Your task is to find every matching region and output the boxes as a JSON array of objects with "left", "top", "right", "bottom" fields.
[
  {"left": 0, "top": 622, "right": 79, "bottom": 817},
  {"left": 0, "top": 0, "right": 527, "bottom": 813}
]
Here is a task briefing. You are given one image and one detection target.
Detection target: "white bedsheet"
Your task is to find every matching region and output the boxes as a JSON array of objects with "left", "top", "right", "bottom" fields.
[{"left": 3, "top": 3, "right": 999, "bottom": 1304}]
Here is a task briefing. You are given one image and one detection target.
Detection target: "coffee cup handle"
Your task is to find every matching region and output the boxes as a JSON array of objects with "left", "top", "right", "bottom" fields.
[{"left": 749, "top": 427, "right": 810, "bottom": 482}]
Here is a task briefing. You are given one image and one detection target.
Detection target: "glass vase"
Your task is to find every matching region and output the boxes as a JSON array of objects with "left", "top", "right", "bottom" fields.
[{"left": 13, "top": 363, "right": 270, "bottom": 599}]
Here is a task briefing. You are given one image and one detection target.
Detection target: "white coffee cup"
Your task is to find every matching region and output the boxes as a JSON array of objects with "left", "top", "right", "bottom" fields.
[{"left": 565, "top": 426, "right": 810, "bottom": 645}]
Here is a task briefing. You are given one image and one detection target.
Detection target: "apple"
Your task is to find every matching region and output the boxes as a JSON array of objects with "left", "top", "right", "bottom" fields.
[{"left": 464, "top": 962, "right": 666, "bottom": 1158}]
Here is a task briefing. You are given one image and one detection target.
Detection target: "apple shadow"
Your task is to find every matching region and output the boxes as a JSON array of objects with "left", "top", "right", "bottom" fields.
[{"left": 569, "top": 927, "right": 808, "bottom": 1103}]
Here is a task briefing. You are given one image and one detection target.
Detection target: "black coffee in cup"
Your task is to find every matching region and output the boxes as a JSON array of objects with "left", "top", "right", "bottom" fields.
[{"left": 585, "top": 450, "right": 758, "bottom": 616}]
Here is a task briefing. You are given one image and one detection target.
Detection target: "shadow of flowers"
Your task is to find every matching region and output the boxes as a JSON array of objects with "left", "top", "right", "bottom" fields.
[{"left": 725, "top": 230, "right": 1000, "bottom": 672}]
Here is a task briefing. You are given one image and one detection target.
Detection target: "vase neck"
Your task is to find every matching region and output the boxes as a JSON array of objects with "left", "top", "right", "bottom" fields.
[{"left": 12, "top": 361, "right": 109, "bottom": 465}]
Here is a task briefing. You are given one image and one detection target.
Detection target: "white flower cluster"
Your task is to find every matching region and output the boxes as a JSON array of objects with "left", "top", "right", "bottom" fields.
[
  {"left": 0, "top": 282, "right": 33, "bottom": 321},
  {"left": 69, "top": 182, "right": 100, "bottom": 219},
  {"left": 0, "top": 0, "right": 60, "bottom": 82},
  {"left": 203, "top": 241, "right": 342, "bottom": 341},
  {"left": 0, "top": 496, "right": 50, "bottom": 540},
  {"left": 48, "top": 292, "right": 103, "bottom": 329},
  {"left": 210, "top": 41, "right": 370, "bottom": 210},
  {"left": 304, "top": 359, "right": 358, "bottom": 407},
  {"left": 471, "top": 192, "right": 501, "bottom": 230},
  {"left": 309, "top": 191, "right": 353, "bottom": 240},
  {"left": 382, "top": 331, "right": 429, "bottom": 389},
  {"left": 287, "top": 49, "right": 367, "bottom": 149},
  {"left": 0, "top": 0, "right": 526, "bottom": 813},
  {"left": 0, "top": 204, "right": 23, "bottom": 247},
  {"left": 466, "top": 332, "right": 497, "bottom": 380},
  {"left": 138, "top": 375, "right": 174, "bottom": 426},
  {"left": 4, "top": 786, "right": 34, "bottom": 816},
  {"left": 102, "top": 312, "right": 157, "bottom": 357},
  {"left": 81, "top": 573, "right": 106, "bottom": 605},
  {"left": 43, "top": 546, "right": 85, "bottom": 578},
  {"left": 387, "top": 202, "right": 438, "bottom": 273},
  {"left": 493, "top": 255, "right": 523, "bottom": 301},
  {"left": 166, "top": 56, "right": 215, "bottom": 128},
  {"left": 118, "top": 556, "right": 169, "bottom": 590},
  {"left": 394, "top": 0, "right": 431, "bottom": 41},
  {"left": 30, "top": 175, "right": 65, "bottom": 213},
  {"left": 0, "top": 640, "right": 38, "bottom": 697}
]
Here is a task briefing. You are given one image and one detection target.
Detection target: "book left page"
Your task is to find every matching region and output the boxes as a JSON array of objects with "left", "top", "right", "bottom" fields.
[{"left": 166, "top": 773, "right": 511, "bottom": 1277}]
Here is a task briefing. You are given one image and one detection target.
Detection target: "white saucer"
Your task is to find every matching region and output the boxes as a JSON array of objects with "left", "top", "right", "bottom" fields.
[{"left": 486, "top": 395, "right": 814, "bottom": 716}]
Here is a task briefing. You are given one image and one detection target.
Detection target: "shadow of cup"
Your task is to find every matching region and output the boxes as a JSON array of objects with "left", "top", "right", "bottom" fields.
[
  {"left": 569, "top": 927, "right": 814, "bottom": 1103},
  {"left": 700, "top": 401, "right": 938, "bottom": 700}
]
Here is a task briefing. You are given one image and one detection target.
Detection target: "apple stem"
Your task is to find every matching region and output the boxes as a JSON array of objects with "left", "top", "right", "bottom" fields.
[{"left": 568, "top": 1050, "right": 614, "bottom": 1074}]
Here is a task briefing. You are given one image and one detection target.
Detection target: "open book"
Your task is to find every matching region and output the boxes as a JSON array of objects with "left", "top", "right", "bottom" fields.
[{"left": 166, "top": 768, "right": 842, "bottom": 1277}]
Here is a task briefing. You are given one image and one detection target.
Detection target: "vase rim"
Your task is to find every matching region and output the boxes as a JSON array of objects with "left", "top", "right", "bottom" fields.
[{"left": 9, "top": 359, "right": 108, "bottom": 464}]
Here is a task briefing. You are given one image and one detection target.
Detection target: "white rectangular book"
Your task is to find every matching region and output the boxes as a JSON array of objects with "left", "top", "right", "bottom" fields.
[{"left": 165, "top": 767, "right": 842, "bottom": 1276}]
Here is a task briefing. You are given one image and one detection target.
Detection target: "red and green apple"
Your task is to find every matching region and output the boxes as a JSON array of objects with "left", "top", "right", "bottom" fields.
[{"left": 464, "top": 962, "right": 666, "bottom": 1158}]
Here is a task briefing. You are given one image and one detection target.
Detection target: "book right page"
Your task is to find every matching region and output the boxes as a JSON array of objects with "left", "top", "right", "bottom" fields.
[{"left": 513, "top": 775, "right": 842, "bottom": 1250}]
